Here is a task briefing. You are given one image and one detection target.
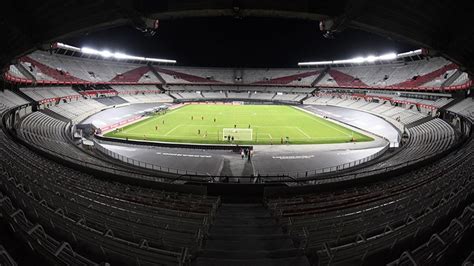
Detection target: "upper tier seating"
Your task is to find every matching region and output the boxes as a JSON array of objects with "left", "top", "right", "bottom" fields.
[
  {"left": 315, "top": 57, "right": 465, "bottom": 88},
  {"left": 21, "top": 86, "right": 80, "bottom": 101},
  {"left": 27, "top": 51, "right": 144, "bottom": 82},
  {"left": 7, "top": 65, "right": 28, "bottom": 79},
  {"left": 8, "top": 51, "right": 470, "bottom": 92}
]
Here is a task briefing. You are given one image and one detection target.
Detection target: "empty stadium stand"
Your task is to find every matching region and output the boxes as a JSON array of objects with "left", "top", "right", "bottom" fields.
[
  {"left": 5, "top": 50, "right": 471, "bottom": 92},
  {"left": 1, "top": 48, "right": 473, "bottom": 266},
  {"left": 1, "top": 115, "right": 221, "bottom": 264},
  {"left": 265, "top": 133, "right": 473, "bottom": 265}
]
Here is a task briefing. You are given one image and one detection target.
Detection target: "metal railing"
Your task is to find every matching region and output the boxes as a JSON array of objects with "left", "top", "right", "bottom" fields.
[
  {"left": 255, "top": 143, "right": 390, "bottom": 178},
  {"left": 94, "top": 137, "right": 390, "bottom": 181},
  {"left": 94, "top": 140, "right": 211, "bottom": 177}
]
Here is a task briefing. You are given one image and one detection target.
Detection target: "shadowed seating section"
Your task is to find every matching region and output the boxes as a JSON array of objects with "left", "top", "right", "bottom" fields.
[
  {"left": 265, "top": 135, "right": 473, "bottom": 265},
  {"left": 388, "top": 203, "right": 473, "bottom": 266},
  {"left": 0, "top": 111, "right": 221, "bottom": 264},
  {"left": 0, "top": 244, "right": 16, "bottom": 266}
]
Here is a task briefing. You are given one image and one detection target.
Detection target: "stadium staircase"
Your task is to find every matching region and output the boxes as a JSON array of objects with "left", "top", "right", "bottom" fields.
[
  {"left": 155, "top": 84, "right": 167, "bottom": 93},
  {"left": 311, "top": 66, "right": 330, "bottom": 87},
  {"left": 440, "top": 97, "right": 465, "bottom": 111},
  {"left": 441, "top": 69, "right": 463, "bottom": 87},
  {"left": 14, "top": 62, "right": 37, "bottom": 82},
  {"left": 40, "top": 108, "right": 70, "bottom": 123},
  {"left": 405, "top": 115, "right": 434, "bottom": 128},
  {"left": 148, "top": 63, "right": 167, "bottom": 85},
  {"left": 10, "top": 88, "right": 36, "bottom": 104},
  {"left": 193, "top": 203, "right": 309, "bottom": 266},
  {"left": 298, "top": 94, "right": 312, "bottom": 103}
]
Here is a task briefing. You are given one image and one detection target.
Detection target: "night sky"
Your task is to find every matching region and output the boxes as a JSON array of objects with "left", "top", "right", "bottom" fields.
[{"left": 64, "top": 17, "right": 416, "bottom": 68}]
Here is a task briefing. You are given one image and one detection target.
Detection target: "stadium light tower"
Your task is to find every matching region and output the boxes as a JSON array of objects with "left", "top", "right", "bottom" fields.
[
  {"left": 54, "top": 43, "right": 176, "bottom": 64},
  {"left": 298, "top": 50, "right": 421, "bottom": 66}
]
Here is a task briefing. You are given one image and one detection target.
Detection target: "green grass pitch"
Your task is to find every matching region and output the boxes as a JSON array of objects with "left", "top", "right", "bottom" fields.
[{"left": 104, "top": 104, "right": 373, "bottom": 145}]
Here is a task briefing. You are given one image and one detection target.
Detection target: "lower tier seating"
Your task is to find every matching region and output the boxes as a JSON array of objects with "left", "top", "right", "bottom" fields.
[
  {"left": 388, "top": 203, "right": 473, "bottom": 265},
  {"left": 265, "top": 135, "right": 473, "bottom": 265},
  {"left": 0, "top": 244, "right": 17, "bottom": 266},
  {"left": 0, "top": 111, "right": 221, "bottom": 264}
]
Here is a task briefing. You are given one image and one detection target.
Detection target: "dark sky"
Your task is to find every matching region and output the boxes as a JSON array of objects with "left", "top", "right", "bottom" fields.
[{"left": 64, "top": 17, "right": 416, "bottom": 68}]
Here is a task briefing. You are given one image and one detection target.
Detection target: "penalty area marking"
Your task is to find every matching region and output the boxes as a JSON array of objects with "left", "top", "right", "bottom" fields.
[
  {"left": 164, "top": 125, "right": 182, "bottom": 136},
  {"left": 293, "top": 107, "right": 352, "bottom": 138},
  {"left": 295, "top": 127, "right": 311, "bottom": 139}
]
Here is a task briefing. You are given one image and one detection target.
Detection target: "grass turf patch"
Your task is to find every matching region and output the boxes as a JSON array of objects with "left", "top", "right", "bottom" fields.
[{"left": 104, "top": 104, "right": 373, "bottom": 145}]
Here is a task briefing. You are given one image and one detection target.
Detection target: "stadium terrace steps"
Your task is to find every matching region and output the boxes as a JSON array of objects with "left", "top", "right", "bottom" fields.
[
  {"left": 253, "top": 70, "right": 320, "bottom": 85},
  {"left": 193, "top": 203, "right": 309, "bottom": 266},
  {"left": 94, "top": 95, "right": 129, "bottom": 106},
  {"left": 0, "top": 244, "right": 16, "bottom": 266},
  {"left": 441, "top": 69, "right": 463, "bottom": 87},
  {"left": 110, "top": 65, "right": 152, "bottom": 82},
  {"left": 9, "top": 88, "right": 36, "bottom": 104},
  {"left": 20, "top": 56, "right": 86, "bottom": 82},
  {"left": 328, "top": 69, "right": 368, "bottom": 87},
  {"left": 388, "top": 203, "right": 474, "bottom": 266},
  {"left": 405, "top": 115, "right": 434, "bottom": 128},
  {"left": 265, "top": 137, "right": 473, "bottom": 265},
  {"left": 14, "top": 62, "right": 37, "bottom": 81},
  {"left": 463, "top": 251, "right": 474, "bottom": 265},
  {"left": 154, "top": 66, "right": 221, "bottom": 83},
  {"left": 0, "top": 124, "right": 221, "bottom": 264},
  {"left": 394, "top": 63, "right": 458, "bottom": 87}
]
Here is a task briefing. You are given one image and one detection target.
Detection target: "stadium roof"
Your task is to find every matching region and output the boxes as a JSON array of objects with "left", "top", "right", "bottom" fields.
[{"left": 1, "top": 1, "right": 473, "bottom": 75}]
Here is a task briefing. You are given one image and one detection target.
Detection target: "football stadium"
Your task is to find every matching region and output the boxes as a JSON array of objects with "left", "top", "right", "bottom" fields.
[
  {"left": 0, "top": 1, "right": 473, "bottom": 266},
  {"left": 105, "top": 104, "right": 373, "bottom": 144}
]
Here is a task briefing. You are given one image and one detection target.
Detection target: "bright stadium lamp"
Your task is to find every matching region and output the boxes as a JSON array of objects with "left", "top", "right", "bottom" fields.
[
  {"left": 366, "top": 55, "right": 377, "bottom": 62},
  {"left": 101, "top": 50, "right": 113, "bottom": 58},
  {"left": 74, "top": 45, "right": 176, "bottom": 63},
  {"left": 113, "top": 52, "right": 129, "bottom": 59},
  {"left": 379, "top": 52, "right": 397, "bottom": 60},
  {"left": 351, "top": 57, "right": 365, "bottom": 63}
]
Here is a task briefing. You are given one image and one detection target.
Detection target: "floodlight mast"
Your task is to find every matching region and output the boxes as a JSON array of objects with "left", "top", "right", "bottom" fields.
[
  {"left": 297, "top": 50, "right": 421, "bottom": 66},
  {"left": 54, "top": 42, "right": 176, "bottom": 64}
]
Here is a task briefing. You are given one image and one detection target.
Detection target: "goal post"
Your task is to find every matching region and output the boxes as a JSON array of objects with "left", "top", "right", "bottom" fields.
[{"left": 222, "top": 128, "right": 253, "bottom": 141}]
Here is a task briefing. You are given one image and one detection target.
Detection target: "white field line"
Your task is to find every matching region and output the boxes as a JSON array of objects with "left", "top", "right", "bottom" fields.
[
  {"left": 295, "top": 127, "right": 311, "bottom": 139},
  {"left": 122, "top": 107, "right": 181, "bottom": 133},
  {"left": 293, "top": 106, "right": 352, "bottom": 137},
  {"left": 165, "top": 125, "right": 182, "bottom": 136}
]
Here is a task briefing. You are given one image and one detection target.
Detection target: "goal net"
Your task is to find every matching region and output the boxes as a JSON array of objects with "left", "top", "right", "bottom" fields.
[{"left": 222, "top": 128, "right": 253, "bottom": 141}]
